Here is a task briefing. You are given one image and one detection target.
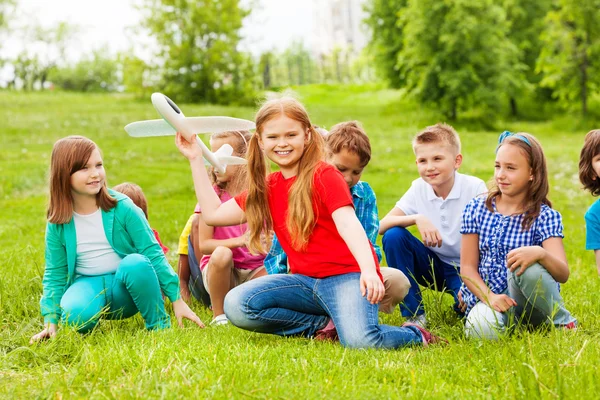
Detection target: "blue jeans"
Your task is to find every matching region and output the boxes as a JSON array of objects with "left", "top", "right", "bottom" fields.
[
  {"left": 223, "top": 273, "right": 424, "bottom": 349},
  {"left": 60, "top": 254, "right": 171, "bottom": 332},
  {"left": 382, "top": 227, "right": 462, "bottom": 317}
]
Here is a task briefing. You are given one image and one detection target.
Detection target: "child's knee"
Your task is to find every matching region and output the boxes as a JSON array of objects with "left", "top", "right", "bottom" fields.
[
  {"left": 511, "top": 263, "right": 548, "bottom": 289},
  {"left": 465, "top": 303, "right": 506, "bottom": 340},
  {"left": 118, "top": 254, "right": 152, "bottom": 276},
  {"left": 60, "top": 299, "right": 101, "bottom": 333},
  {"left": 209, "top": 247, "right": 234, "bottom": 270},
  {"left": 382, "top": 226, "right": 411, "bottom": 247}
]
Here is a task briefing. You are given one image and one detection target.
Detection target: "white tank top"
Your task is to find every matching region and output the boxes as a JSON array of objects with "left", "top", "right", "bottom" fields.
[{"left": 73, "top": 208, "right": 122, "bottom": 276}]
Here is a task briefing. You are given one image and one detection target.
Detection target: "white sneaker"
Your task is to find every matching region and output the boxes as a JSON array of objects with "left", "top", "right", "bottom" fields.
[
  {"left": 210, "top": 314, "right": 229, "bottom": 326},
  {"left": 406, "top": 314, "right": 427, "bottom": 328}
]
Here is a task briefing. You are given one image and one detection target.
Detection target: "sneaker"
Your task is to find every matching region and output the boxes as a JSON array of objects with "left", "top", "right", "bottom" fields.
[
  {"left": 561, "top": 321, "right": 577, "bottom": 331},
  {"left": 210, "top": 314, "right": 229, "bottom": 326},
  {"left": 402, "top": 322, "right": 448, "bottom": 346},
  {"left": 406, "top": 314, "right": 427, "bottom": 329},
  {"left": 314, "top": 319, "right": 339, "bottom": 341}
]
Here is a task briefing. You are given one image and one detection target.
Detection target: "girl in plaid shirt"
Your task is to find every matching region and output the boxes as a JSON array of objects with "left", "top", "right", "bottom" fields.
[{"left": 460, "top": 131, "right": 577, "bottom": 340}]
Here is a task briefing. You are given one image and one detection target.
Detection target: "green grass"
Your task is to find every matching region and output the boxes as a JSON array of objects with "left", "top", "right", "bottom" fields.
[{"left": 1, "top": 86, "right": 600, "bottom": 399}]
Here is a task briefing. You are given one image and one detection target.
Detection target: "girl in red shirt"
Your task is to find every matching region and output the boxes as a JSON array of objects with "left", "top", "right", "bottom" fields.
[{"left": 175, "top": 97, "right": 443, "bottom": 348}]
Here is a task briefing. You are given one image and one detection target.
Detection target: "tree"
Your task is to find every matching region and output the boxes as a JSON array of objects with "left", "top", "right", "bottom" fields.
[
  {"left": 140, "top": 0, "right": 256, "bottom": 105},
  {"left": 502, "top": 0, "right": 553, "bottom": 116},
  {"left": 363, "top": 0, "right": 407, "bottom": 88},
  {"left": 49, "top": 47, "right": 120, "bottom": 92},
  {"left": 398, "top": 0, "right": 522, "bottom": 120},
  {"left": 537, "top": 0, "right": 600, "bottom": 116}
]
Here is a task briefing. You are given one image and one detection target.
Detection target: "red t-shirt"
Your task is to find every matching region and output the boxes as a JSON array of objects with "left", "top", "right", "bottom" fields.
[{"left": 235, "top": 162, "right": 381, "bottom": 279}]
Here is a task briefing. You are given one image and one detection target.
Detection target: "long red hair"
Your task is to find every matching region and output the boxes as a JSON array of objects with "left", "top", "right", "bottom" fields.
[
  {"left": 245, "top": 97, "right": 324, "bottom": 253},
  {"left": 47, "top": 136, "right": 116, "bottom": 224}
]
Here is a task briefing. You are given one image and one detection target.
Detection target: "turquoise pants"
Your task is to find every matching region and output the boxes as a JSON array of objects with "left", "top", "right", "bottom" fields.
[{"left": 60, "top": 254, "right": 171, "bottom": 332}]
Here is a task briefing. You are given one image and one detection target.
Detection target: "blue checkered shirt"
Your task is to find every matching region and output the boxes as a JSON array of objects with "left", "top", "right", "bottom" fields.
[
  {"left": 264, "top": 181, "right": 382, "bottom": 274},
  {"left": 459, "top": 196, "right": 564, "bottom": 313}
]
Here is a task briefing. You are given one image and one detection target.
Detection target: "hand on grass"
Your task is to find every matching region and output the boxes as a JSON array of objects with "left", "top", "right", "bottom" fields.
[
  {"left": 175, "top": 132, "right": 203, "bottom": 161},
  {"left": 507, "top": 246, "right": 543, "bottom": 276},
  {"left": 360, "top": 271, "right": 385, "bottom": 304},
  {"left": 487, "top": 293, "right": 516, "bottom": 313},
  {"left": 30, "top": 323, "right": 57, "bottom": 344},
  {"left": 415, "top": 215, "right": 442, "bottom": 247},
  {"left": 172, "top": 298, "right": 205, "bottom": 328}
]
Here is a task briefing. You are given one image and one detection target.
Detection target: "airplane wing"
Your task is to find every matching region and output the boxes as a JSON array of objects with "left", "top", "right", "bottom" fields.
[
  {"left": 124, "top": 116, "right": 255, "bottom": 137},
  {"left": 203, "top": 143, "right": 247, "bottom": 166}
]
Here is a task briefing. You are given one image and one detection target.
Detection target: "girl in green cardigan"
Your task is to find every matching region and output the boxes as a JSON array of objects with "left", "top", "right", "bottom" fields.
[{"left": 31, "top": 136, "right": 203, "bottom": 343}]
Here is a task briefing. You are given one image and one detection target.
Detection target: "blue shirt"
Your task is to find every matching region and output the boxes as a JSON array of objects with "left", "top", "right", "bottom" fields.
[
  {"left": 264, "top": 181, "right": 382, "bottom": 274},
  {"left": 585, "top": 198, "right": 600, "bottom": 250},
  {"left": 459, "top": 196, "right": 564, "bottom": 313}
]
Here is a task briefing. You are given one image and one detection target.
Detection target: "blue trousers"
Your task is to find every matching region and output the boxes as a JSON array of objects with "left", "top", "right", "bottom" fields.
[
  {"left": 60, "top": 254, "right": 171, "bottom": 332},
  {"left": 382, "top": 227, "right": 462, "bottom": 317},
  {"left": 223, "top": 273, "right": 424, "bottom": 349}
]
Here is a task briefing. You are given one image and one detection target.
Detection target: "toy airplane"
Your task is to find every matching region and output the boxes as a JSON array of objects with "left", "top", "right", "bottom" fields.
[{"left": 124, "top": 93, "right": 255, "bottom": 173}]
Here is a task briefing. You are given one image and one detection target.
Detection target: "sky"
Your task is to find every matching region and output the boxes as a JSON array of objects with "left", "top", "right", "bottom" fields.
[{"left": 2, "top": 0, "right": 314, "bottom": 61}]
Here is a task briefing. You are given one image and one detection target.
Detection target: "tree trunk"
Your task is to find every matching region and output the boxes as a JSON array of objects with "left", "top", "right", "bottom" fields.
[
  {"left": 580, "top": 47, "right": 588, "bottom": 116},
  {"left": 510, "top": 97, "right": 518, "bottom": 117}
]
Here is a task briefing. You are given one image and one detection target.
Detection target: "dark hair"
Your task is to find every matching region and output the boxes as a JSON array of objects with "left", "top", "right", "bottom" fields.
[
  {"left": 326, "top": 121, "right": 371, "bottom": 167},
  {"left": 579, "top": 129, "right": 600, "bottom": 196}
]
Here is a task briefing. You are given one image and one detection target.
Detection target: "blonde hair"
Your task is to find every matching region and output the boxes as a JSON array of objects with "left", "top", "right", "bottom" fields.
[
  {"left": 486, "top": 132, "right": 550, "bottom": 230},
  {"left": 246, "top": 97, "right": 324, "bottom": 253},
  {"left": 412, "top": 123, "right": 461, "bottom": 154},
  {"left": 209, "top": 130, "right": 251, "bottom": 198},
  {"left": 113, "top": 182, "right": 148, "bottom": 219},
  {"left": 47, "top": 136, "right": 116, "bottom": 224}
]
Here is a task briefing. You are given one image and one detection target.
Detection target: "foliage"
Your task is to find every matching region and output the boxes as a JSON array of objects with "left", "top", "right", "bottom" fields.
[
  {"left": 1, "top": 87, "right": 600, "bottom": 398},
  {"left": 537, "top": 0, "right": 600, "bottom": 116},
  {"left": 363, "top": 0, "right": 407, "bottom": 88},
  {"left": 140, "top": 0, "right": 257, "bottom": 105},
  {"left": 8, "top": 22, "right": 77, "bottom": 90},
  {"left": 49, "top": 47, "right": 120, "bottom": 92},
  {"left": 502, "top": 0, "right": 553, "bottom": 116},
  {"left": 398, "top": 0, "right": 523, "bottom": 120}
]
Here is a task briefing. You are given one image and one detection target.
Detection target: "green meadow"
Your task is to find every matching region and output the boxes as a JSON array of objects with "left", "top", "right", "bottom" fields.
[{"left": 1, "top": 85, "right": 600, "bottom": 399}]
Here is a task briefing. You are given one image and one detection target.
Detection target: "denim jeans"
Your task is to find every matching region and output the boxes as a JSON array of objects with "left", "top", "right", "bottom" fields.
[
  {"left": 465, "top": 263, "right": 577, "bottom": 340},
  {"left": 60, "top": 254, "right": 171, "bottom": 332},
  {"left": 223, "top": 272, "right": 424, "bottom": 349},
  {"left": 382, "top": 226, "right": 462, "bottom": 317}
]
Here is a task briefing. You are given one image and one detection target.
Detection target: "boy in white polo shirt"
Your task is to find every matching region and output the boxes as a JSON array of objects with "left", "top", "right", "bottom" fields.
[{"left": 379, "top": 123, "right": 486, "bottom": 327}]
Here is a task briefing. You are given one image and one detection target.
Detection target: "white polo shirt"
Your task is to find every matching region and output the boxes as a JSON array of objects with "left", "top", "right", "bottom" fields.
[{"left": 395, "top": 172, "right": 487, "bottom": 266}]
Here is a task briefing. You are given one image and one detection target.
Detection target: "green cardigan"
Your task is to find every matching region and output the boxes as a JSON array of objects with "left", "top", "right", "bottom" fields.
[{"left": 40, "top": 189, "right": 180, "bottom": 324}]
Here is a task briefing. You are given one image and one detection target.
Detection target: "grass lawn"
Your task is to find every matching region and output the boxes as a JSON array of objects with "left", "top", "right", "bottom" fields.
[{"left": 1, "top": 85, "right": 600, "bottom": 399}]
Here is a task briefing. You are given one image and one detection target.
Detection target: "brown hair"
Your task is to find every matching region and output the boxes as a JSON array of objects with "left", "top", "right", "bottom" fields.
[
  {"left": 486, "top": 133, "right": 550, "bottom": 230},
  {"left": 246, "top": 97, "right": 324, "bottom": 253},
  {"left": 326, "top": 121, "right": 371, "bottom": 167},
  {"left": 579, "top": 129, "right": 600, "bottom": 196},
  {"left": 113, "top": 182, "right": 148, "bottom": 219},
  {"left": 209, "top": 130, "right": 251, "bottom": 197},
  {"left": 412, "top": 123, "right": 461, "bottom": 154},
  {"left": 47, "top": 136, "right": 116, "bottom": 224}
]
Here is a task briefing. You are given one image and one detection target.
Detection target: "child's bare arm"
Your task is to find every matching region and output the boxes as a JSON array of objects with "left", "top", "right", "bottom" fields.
[
  {"left": 332, "top": 205, "right": 385, "bottom": 304},
  {"left": 175, "top": 132, "right": 246, "bottom": 226},
  {"left": 595, "top": 250, "right": 600, "bottom": 276},
  {"left": 196, "top": 212, "right": 245, "bottom": 255},
  {"left": 461, "top": 233, "right": 516, "bottom": 312},
  {"left": 379, "top": 207, "right": 442, "bottom": 247}
]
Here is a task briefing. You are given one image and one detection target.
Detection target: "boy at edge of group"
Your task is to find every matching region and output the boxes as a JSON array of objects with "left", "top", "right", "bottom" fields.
[
  {"left": 264, "top": 121, "right": 411, "bottom": 335},
  {"left": 379, "top": 123, "right": 487, "bottom": 327}
]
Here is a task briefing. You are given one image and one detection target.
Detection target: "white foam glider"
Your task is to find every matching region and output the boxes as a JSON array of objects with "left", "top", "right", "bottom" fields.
[{"left": 124, "top": 93, "right": 254, "bottom": 173}]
